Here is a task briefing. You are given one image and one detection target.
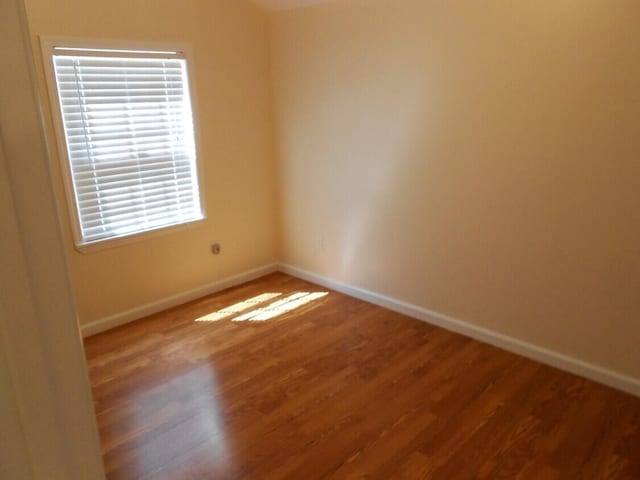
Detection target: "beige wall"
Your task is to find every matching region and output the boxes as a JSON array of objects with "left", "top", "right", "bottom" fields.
[
  {"left": 24, "top": 0, "right": 279, "bottom": 325},
  {"left": 271, "top": 0, "right": 640, "bottom": 379}
]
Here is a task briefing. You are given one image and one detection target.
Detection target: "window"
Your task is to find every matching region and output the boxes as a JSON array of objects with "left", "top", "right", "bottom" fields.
[{"left": 41, "top": 38, "right": 205, "bottom": 249}]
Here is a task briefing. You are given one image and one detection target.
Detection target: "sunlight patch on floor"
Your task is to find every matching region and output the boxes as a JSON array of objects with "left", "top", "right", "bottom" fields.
[
  {"left": 233, "top": 292, "right": 329, "bottom": 322},
  {"left": 195, "top": 293, "right": 282, "bottom": 322},
  {"left": 195, "top": 291, "right": 329, "bottom": 323}
]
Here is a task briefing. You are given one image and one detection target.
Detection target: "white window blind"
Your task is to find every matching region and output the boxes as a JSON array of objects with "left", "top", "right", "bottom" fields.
[{"left": 50, "top": 47, "right": 203, "bottom": 246}]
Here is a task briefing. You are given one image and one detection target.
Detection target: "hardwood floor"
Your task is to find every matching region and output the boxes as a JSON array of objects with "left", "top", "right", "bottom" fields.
[{"left": 84, "top": 273, "right": 640, "bottom": 479}]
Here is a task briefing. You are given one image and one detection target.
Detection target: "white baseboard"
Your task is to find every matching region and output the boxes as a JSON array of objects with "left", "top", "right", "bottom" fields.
[
  {"left": 278, "top": 263, "right": 640, "bottom": 398},
  {"left": 81, "top": 263, "right": 279, "bottom": 338}
]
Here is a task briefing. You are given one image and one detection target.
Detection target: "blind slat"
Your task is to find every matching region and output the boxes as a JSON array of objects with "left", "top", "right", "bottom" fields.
[
  {"left": 75, "top": 178, "right": 194, "bottom": 202},
  {"left": 82, "top": 212, "right": 200, "bottom": 238},
  {"left": 72, "top": 158, "right": 191, "bottom": 175},
  {"left": 79, "top": 194, "right": 196, "bottom": 222},
  {"left": 67, "top": 132, "right": 188, "bottom": 145},
  {"left": 73, "top": 171, "right": 194, "bottom": 191},
  {"left": 69, "top": 153, "right": 191, "bottom": 167}
]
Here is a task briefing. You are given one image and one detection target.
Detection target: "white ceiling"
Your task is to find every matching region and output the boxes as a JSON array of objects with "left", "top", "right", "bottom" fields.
[{"left": 251, "top": 0, "right": 335, "bottom": 11}]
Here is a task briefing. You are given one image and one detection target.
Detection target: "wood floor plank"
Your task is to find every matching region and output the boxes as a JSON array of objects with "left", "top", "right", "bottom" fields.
[{"left": 84, "top": 273, "right": 640, "bottom": 479}]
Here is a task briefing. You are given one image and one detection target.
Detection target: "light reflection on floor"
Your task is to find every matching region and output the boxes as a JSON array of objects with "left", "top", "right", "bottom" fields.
[
  {"left": 195, "top": 293, "right": 282, "bottom": 322},
  {"left": 196, "top": 292, "right": 329, "bottom": 323},
  {"left": 131, "top": 365, "right": 233, "bottom": 476}
]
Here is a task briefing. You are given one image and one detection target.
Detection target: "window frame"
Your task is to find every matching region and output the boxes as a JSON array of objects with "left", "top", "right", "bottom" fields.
[{"left": 40, "top": 36, "right": 207, "bottom": 253}]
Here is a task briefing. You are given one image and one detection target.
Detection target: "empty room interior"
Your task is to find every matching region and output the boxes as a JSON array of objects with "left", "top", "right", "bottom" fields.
[{"left": 2, "top": 0, "right": 640, "bottom": 478}]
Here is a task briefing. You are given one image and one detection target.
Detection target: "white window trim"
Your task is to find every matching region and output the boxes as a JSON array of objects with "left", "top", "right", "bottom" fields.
[{"left": 40, "top": 36, "right": 207, "bottom": 253}]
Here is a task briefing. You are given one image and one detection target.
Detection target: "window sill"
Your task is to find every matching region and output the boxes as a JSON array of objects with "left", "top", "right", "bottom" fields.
[{"left": 74, "top": 216, "right": 207, "bottom": 254}]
